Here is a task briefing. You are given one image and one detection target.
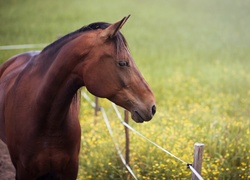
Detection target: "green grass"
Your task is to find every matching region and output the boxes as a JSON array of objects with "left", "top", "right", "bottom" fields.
[{"left": 1, "top": 0, "right": 250, "bottom": 179}]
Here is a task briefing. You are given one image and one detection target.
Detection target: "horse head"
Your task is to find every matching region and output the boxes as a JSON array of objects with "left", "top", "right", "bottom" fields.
[{"left": 79, "top": 16, "right": 156, "bottom": 123}]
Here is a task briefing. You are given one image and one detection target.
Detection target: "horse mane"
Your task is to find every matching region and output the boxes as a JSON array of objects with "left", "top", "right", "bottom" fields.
[
  {"left": 40, "top": 22, "right": 128, "bottom": 116},
  {"left": 42, "top": 22, "right": 128, "bottom": 54}
]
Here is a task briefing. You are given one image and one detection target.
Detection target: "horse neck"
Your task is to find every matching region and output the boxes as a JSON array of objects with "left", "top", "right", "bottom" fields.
[{"left": 36, "top": 37, "right": 87, "bottom": 126}]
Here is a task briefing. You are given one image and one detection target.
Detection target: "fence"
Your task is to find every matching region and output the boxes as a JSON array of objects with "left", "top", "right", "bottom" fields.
[{"left": 82, "top": 91, "right": 204, "bottom": 180}]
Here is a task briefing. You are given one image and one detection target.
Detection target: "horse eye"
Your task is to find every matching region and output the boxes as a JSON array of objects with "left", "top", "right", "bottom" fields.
[{"left": 118, "top": 61, "right": 128, "bottom": 67}]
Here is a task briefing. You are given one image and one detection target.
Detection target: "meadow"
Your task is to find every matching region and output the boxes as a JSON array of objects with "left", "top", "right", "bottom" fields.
[{"left": 1, "top": 0, "right": 250, "bottom": 179}]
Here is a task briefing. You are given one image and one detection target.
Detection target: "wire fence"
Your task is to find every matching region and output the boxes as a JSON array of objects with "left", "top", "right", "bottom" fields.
[{"left": 81, "top": 91, "right": 204, "bottom": 180}]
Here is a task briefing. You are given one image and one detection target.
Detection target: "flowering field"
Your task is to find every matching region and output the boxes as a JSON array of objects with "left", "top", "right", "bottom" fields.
[
  {"left": 78, "top": 76, "right": 250, "bottom": 180},
  {"left": 1, "top": 0, "right": 250, "bottom": 179}
]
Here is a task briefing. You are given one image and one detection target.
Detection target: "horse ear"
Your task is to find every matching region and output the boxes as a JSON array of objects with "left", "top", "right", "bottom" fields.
[{"left": 101, "top": 15, "right": 130, "bottom": 39}]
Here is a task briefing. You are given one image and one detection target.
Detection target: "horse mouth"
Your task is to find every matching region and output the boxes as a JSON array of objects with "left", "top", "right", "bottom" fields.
[
  {"left": 132, "top": 111, "right": 150, "bottom": 123},
  {"left": 135, "top": 111, "right": 144, "bottom": 123}
]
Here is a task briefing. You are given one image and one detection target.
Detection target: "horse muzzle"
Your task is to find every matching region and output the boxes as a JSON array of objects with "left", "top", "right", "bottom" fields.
[{"left": 131, "top": 104, "right": 156, "bottom": 123}]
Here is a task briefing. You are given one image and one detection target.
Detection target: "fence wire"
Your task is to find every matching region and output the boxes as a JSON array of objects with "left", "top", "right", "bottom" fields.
[
  {"left": 0, "top": 44, "right": 47, "bottom": 50},
  {"left": 111, "top": 103, "right": 204, "bottom": 180},
  {"left": 111, "top": 103, "right": 188, "bottom": 165},
  {"left": 81, "top": 91, "right": 204, "bottom": 180},
  {"left": 81, "top": 91, "right": 137, "bottom": 179},
  {"left": 101, "top": 107, "right": 138, "bottom": 180}
]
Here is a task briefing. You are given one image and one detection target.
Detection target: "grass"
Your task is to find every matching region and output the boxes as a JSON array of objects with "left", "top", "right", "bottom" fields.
[{"left": 1, "top": 0, "right": 250, "bottom": 179}]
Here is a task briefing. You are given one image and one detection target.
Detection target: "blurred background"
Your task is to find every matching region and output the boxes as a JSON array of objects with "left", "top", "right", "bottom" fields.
[{"left": 1, "top": 0, "right": 250, "bottom": 179}]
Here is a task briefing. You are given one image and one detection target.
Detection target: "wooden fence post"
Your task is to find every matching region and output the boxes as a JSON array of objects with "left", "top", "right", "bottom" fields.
[
  {"left": 124, "top": 110, "right": 130, "bottom": 164},
  {"left": 124, "top": 110, "right": 130, "bottom": 180},
  {"left": 94, "top": 97, "right": 99, "bottom": 116},
  {"left": 94, "top": 97, "right": 100, "bottom": 124},
  {"left": 192, "top": 143, "right": 204, "bottom": 180}
]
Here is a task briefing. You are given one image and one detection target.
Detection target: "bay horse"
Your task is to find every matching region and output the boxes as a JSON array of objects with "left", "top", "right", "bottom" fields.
[{"left": 0, "top": 15, "right": 156, "bottom": 179}]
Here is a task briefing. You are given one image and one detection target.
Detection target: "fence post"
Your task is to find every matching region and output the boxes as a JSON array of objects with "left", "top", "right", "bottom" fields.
[
  {"left": 94, "top": 97, "right": 99, "bottom": 116},
  {"left": 94, "top": 97, "right": 100, "bottom": 124},
  {"left": 192, "top": 143, "right": 204, "bottom": 180},
  {"left": 124, "top": 110, "right": 130, "bottom": 180}
]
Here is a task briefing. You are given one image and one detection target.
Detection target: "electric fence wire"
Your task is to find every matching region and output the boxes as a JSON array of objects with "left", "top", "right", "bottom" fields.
[
  {"left": 189, "top": 164, "right": 204, "bottom": 180},
  {"left": 0, "top": 44, "right": 47, "bottom": 50},
  {"left": 111, "top": 103, "right": 188, "bottom": 165},
  {"left": 83, "top": 85, "right": 204, "bottom": 180},
  {"left": 81, "top": 91, "right": 96, "bottom": 108},
  {"left": 100, "top": 107, "right": 138, "bottom": 180},
  {"left": 81, "top": 91, "right": 138, "bottom": 179},
  {"left": 111, "top": 103, "right": 204, "bottom": 180}
]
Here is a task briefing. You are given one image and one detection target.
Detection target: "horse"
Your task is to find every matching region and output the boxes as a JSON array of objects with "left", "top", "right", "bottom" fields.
[{"left": 0, "top": 15, "right": 156, "bottom": 179}]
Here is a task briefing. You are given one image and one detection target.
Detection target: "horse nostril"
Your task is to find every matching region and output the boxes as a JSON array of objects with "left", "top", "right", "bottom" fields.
[{"left": 152, "top": 105, "right": 156, "bottom": 116}]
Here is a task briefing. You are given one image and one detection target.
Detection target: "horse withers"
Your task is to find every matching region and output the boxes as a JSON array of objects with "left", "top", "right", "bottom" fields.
[{"left": 0, "top": 15, "right": 156, "bottom": 179}]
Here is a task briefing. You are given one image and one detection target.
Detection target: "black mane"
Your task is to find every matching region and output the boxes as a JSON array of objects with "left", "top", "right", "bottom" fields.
[{"left": 42, "top": 22, "right": 127, "bottom": 53}]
